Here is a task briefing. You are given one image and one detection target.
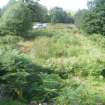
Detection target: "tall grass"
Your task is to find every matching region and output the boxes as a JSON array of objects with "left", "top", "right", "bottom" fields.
[
  {"left": 21, "top": 24, "right": 105, "bottom": 104},
  {"left": 4, "top": 24, "right": 105, "bottom": 104}
]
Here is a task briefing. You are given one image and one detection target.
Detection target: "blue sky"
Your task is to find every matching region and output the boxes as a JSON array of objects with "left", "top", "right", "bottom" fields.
[{"left": 0, "top": 0, "right": 88, "bottom": 11}]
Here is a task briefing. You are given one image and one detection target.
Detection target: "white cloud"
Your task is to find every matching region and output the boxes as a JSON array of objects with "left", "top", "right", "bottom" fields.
[{"left": 40, "top": 0, "right": 88, "bottom": 11}]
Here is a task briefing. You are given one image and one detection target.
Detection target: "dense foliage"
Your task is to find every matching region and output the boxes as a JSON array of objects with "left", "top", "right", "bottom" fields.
[
  {"left": 1, "top": 20, "right": 105, "bottom": 105},
  {"left": 0, "top": 2, "right": 33, "bottom": 36},
  {"left": 74, "top": 9, "right": 87, "bottom": 29},
  {"left": 0, "top": 35, "right": 63, "bottom": 104},
  {"left": 28, "top": 2, "right": 48, "bottom": 22},
  {"left": 75, "top": 0, "right": 105, "bottom": 35},
  {"left": 49, "top": 7, "right": 74, "bottom": 23}
]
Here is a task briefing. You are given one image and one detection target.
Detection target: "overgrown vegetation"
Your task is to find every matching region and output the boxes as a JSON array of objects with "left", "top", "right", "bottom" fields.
[
  {"left": 75, "top": 0, "right": 105, "bottom": 35},
  {"left": 30, "top": 24, "right": 105, "bottom": 105},
  {"left": 0, "top": 35, "right": 63, "bottom": 104},
  {"left": 9, "top": 24, "right": 105, "bottom": 105},
  {"left": 0, "top": 0, "right": 105, "bottom": 104}
]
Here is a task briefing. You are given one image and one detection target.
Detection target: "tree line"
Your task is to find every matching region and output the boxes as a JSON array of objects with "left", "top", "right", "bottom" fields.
[
  {"left": 1, "top": 0, "right": 104, "bottom": 36},
  {"left": 0, "top": 0, "right": 74, "bottom": 23},
  {"left": 75, "top": 0, "right": 105, "bottom": 35},
  {"left": 0, "top": 0, "right": 74, "bottom": 36}
]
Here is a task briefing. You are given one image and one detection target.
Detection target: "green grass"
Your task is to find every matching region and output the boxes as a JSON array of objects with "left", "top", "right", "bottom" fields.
[
  {"left": 24, "top": 24, "right": 105, "bottom": 104},
  {"left": 26, "top": 24, "right": 105, "bottom": 77},
  {"left": 2, "top": 24, "right": 105, "bottom": 104}
]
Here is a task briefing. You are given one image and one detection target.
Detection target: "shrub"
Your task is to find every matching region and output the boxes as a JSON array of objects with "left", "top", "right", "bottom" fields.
[
  {"left": 57, "top": 82, "right": 105, "bottom": 105},
  {"left": 49, "top": 7, "right": 74, "bottom": 23},
  {"left": 0, "top": 46, "right": 63, "bottom": 103},
  {"left": 74, "top": 9, "right": 88, "bottom": 29},
  {"left": 0, "top": 100, "right": 26, "bottom": 105}
]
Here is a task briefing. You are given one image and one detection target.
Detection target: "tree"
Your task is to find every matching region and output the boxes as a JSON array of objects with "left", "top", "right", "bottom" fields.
[
  {"left": 76, "top": 0, "right": 105, "bottom": 35},
  {"left": 49, "top": 7, "right": 74, "bottom": 23},
  {"left": 65, "top": 12, "right": 74, "bottom": 24},
  {"left": 91, "top": 0, "right": 105, "bottom": 35},
  {"left": 50, "top": 7, "right": 65, "bottom": 23},
  {"left": 0, "top": 2, "right": 33, "bottom": 36},
  {"left": 28, "top": 2, "right": 48, "bottom": 22},
  {"left": 74, "top": 9, "right": 88, "bottom": 29}
]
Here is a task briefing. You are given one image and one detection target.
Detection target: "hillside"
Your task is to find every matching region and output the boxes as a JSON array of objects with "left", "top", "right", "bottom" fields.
[
  {"left": 15, "top": 24, "right": 105, "bottom": 105},
  {"left": 1, "top": 0, "right": 105, "bottom": 104},
  {"left": 1, "top": 24, "right": 105, "bottom": 105}
]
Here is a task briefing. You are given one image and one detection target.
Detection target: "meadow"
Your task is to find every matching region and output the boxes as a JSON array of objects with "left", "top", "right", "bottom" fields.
[{"left": 2, "top": 24, "right": 105, "bottom": 105}]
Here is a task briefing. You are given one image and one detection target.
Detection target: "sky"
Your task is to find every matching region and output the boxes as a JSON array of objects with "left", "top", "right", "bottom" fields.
[
  {"left": 40, "top": 0, "right": 88, "bottom": 11},
  {"left": 0, "top": 0, "right": 88, "bottom": 11},
  {"left": 0, "top": 0, "right": 9, "bottom": 8}
]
